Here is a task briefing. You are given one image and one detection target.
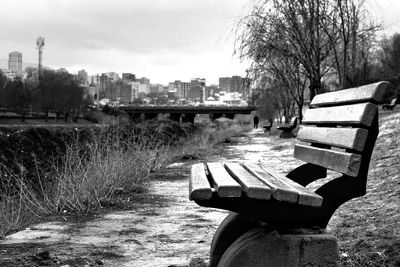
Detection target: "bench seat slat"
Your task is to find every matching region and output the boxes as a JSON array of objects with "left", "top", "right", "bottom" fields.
[
  {"left": 303, "top": 103, "right": 377, "bottom": 127},
  {"left": 310, "top": 81, "right": 392, "bottom": 107},
  {"left": 243, "top": 163, "right": 299, "bottom": 203},
  {"left": 189, "top": 163, "right": 213, "bottom": 200},
  {"left": 224, "top": 163, "right": 272, "bottom": 200},
  {"left": 294, "top": 144, "right": 362, "bottom": 177},
  {"left": 207, "top": 162, "right": 242, "bottom": 197},
  {"left": 258, "top": 165, "right": 323, "bottom": 207},
  {"left": 297, "top": 126, "right": 368, "bottom": 151}
]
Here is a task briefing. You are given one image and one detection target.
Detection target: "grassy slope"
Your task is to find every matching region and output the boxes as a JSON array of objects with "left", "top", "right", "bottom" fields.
[{"left": 333, "top": 108, "right": 400, "bottom": 266}]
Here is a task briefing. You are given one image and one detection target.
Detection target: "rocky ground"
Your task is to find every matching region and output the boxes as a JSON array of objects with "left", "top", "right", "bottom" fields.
[{"left": 1, "top": 109, "right": 399, "bottom": 266}]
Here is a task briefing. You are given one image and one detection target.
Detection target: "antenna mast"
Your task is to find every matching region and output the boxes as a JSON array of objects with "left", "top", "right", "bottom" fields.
[{"left": 36, "top": 36, "right": 45, "bottom": 78}]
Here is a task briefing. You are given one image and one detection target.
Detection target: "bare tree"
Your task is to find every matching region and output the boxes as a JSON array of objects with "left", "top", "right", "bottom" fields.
[
  {"left": 373, "top": 33, "right": 400, "bottom": 96},
  {"left": 322, "top": 0, "right": 380, "bottom": 89},
  {"left": 236, "top": 0, "right": 379, "bottom": 116},
  {"left": 250, "top": 80, "right": 281, "bottom": 122},
  {"left": 377, "top": 33, "right": 400, "bottom": 78},
  {"left": 264, "top": 57, "right": 307, "bottom": 121},
  {"left": 236, "top": 0, "right": 334, "bottom": 100}
]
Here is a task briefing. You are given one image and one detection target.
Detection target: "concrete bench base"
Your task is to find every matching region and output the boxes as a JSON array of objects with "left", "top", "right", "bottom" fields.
[{"left": 218, "top": 227, "right": 338, "bottom": 267}]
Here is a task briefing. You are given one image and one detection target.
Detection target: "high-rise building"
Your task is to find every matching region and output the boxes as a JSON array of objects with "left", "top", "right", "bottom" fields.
[
  {"left": 77, "top": 69, "right": 88, "bottom": 85},
  {"left": 231, "top": 76, "right": 242, "bottom": 93},
  {"left": 94, "top": 73, "right": 110, "bottom": 99},
  {"left": 150, "top": 84, "right": 163, "bottom": 94},
  {"left": 106, "top": 72, "right": 120, "bottom": 82},
  {"left": 119, "top": 83, "right": 132, "bottom": 103},
  {"left": 105, "top": 81, "right": 132, "bottom": 104},
  {"left": 129, "top": 81, "right": 140, "bottom": 100},
  {"left": 122, "top": 73, "right": 136, "bottom": 82},
  {"left": 219, "top": 76, "right": 251, "bottom": 98},
  {"left": 138, "top": 83, "right": 150, "bottom": 95},
  {"left": 219, "top": 77, "right": 231, "bottom": 92},
  {"left": 170, "top": 80, "right": 191, "bottom": 99},
  {"left": 139, "top": 77, "right": 150, "bottom": 85},
  {"left": 8, "top": 51, "right": 23, "bottom": 76},
  {"left": 188, "top": 78, "right": 206, "bottom": 101},
  {"left": 168, "top": 82, "right": 175, "bottom": 92},
  {"left": 180, "top": 82, "right": 191, "bottom": 99}
]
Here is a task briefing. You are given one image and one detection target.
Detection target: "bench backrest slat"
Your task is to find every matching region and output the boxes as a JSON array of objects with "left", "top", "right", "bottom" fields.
[
  {"left": 224, "top": 163, "right": 272, "bottom": 200},
  {"left": 189, "top": 163, "right": 213, "bottom": 200},
  {"left": 303, "top": 103, "right": 377, "bottom": 127},
  {"left": 207, "top": 162, "right": 242, "bottom": 197},
  {"left": 294, "top": 144, "right": 362, "bottom": 177},
  {"left": 297, "top": 126, "right": 368, "bottom": 152},
  {"left": 295, "top": 81, "right": 394, "bottom": 177},
  {"left": 310, "top": 81, "right": 392, "bottom": 107}
]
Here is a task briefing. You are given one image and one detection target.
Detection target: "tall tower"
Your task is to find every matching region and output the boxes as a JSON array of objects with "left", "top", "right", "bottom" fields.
[{"left": 36, "top": 36, "right": 45, "bottom": 77}]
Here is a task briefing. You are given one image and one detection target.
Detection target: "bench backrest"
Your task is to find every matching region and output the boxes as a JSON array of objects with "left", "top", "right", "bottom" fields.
[{"left": 295, "top": 81, "right": 393, "bottom": 178}]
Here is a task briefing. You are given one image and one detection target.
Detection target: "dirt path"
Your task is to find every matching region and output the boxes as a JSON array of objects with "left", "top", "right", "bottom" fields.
[{"left": 0, "top": 129, "right": 311, "bottom": 266}]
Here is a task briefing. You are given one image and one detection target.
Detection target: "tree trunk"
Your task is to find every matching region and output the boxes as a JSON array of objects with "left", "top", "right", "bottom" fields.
[
  {"left": 309, "top": 78, "right": 320, "bottom": 102},
  {"left": 297, "top": 102, "right": 303, "bottom": 123}
]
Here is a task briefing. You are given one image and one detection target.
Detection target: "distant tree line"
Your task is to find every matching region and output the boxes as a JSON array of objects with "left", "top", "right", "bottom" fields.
[
  {"left": 238, "top": 0, "right": 399, "bottom": 122},
  {"left": 0, "top": 70, "right": 84, "bottom": 122}
]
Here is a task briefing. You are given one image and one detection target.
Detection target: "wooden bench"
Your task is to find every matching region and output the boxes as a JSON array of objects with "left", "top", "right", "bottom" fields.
[
  {"left": 382, "top": 97, "right": 397, "bottom": 110},
  {"left": 277, "top": 117, "right": 298, "bottom": 138},
  {"left": 262, "top": 119, "right": 273, "bottom": 133},
  {"left": 189, "top": 81, "right": 394, "bottom": 267}
]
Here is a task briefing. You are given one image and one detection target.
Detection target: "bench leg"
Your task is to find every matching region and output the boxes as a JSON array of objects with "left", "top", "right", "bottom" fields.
[
  {"left": 209, "top": 212, "right": 261, "bottom": 267},
  {"left": 218, "top": 227, "right": 338, "bottom": 267}
]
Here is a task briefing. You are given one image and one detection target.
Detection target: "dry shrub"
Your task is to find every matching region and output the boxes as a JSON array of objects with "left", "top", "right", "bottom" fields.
[
  {"left": 0, "top": 120, "right": 250, "bottom": 236},
  {"left": 0, "top": 170, "right": 37, "bottom": 238},
  {"left": 167, "top": 121, "right": 251, "bottom": 163},
  {"left": 0, "top": 127, "right": 166, "bottom": 226},
  {"left": 21, "top": 130, "right": 159, "bottom": 214}
]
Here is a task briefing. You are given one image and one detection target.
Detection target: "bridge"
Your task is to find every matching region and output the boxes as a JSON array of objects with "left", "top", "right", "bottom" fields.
[{"left": 123, "top": 106, "right": 256, "bottom": 124}]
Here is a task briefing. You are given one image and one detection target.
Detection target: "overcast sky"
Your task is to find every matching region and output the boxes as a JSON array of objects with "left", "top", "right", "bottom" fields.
[{"left": 1, "top": 0, "right": 400, "bottom": 85}]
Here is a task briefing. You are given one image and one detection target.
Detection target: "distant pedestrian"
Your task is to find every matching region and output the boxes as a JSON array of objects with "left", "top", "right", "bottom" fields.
[{"left": 253, "top": 115, "right": 259, "bottom": 129}]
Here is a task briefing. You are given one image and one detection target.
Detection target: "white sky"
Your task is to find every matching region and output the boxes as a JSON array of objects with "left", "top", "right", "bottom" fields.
[{"left": 1, "top": 0, "right": 400, "bottom": 85}]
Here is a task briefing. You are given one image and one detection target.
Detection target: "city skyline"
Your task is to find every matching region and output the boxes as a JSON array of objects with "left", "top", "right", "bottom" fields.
[{"left": 1, "top": 0, "right": 400, "bottom": 85}]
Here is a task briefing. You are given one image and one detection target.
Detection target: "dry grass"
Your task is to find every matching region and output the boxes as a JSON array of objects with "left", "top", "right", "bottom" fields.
[
  {"left": 0, "top": 120, "right": 250, "bottom": 238},
  {"left": 333, "top": 111, "right": 400, "bottom": 266},
  {"left": 16, "top": 130, "right": 159, "bottom": 215},
  {"left": 0, "top": 171, "right": 38, "bottom": 237},
  {"left": 0, "top": 127, "right": 160, "bottom": 237},
  {"left": 165, "top": 119, "right": 251, "bottom": 163}
]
